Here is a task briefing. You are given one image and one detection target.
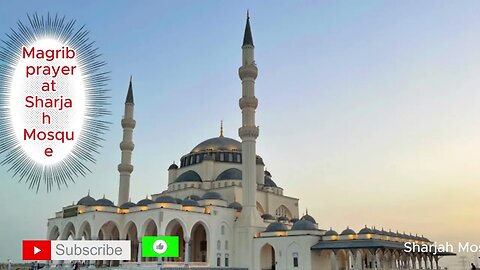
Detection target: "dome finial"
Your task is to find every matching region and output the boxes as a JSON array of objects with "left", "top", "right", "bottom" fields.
[
  {"left": 220, "top": 120, "right": 224, "bottom": 137},
  {"left": 87, "top": 189, "right": 90, "bottom": 196}
]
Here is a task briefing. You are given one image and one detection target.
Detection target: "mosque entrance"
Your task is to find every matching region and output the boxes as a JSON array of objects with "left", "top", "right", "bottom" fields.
[
  {"left": 260, "top": 243, "right": 276, "bottom": 270},
  {"left": 190, "top": 222, "right": 208, "bottom": 263},
  {"left": 165, "top": 220, "right": 186, "bottom": 262},
  {"left": 98, "top": 221, "right": 120, "bottom": 267},
  {"left": 142, "top": 219, "right": 158, "bottom": 262},
  {"left": 125, "top": 221, "right": 139, "bottom": 262}
]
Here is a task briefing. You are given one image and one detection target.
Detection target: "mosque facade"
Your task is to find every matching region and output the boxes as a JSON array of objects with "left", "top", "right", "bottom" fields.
[{"left": 46, "top": 15, "right": 452, "bottom": 270}]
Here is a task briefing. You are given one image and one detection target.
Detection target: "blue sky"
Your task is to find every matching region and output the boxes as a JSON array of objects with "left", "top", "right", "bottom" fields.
[{"left": 1, "top": 1, "right": 480, "bottom": 267}]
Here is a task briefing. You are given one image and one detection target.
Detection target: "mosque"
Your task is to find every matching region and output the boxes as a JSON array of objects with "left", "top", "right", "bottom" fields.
[{"left": 46, "top": 15, "right": 453, "bottom": 270}]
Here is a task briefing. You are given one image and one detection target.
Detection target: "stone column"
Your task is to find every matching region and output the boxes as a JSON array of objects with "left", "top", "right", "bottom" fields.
[
  {"left": 137, "top": 238, "right": 142, "bottom": 265},
  {"left": 184, "top": 237, "right": 191, "bottom": 266}
]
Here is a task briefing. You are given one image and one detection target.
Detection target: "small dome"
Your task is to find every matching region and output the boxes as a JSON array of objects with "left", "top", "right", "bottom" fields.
[
  {"left": 77, "top": 195, "right": 96, "bottom": 206},
  {"left": 185, "top": 195, "right": 201, "bottom": 201},
  {"left": 202, "top": 191, "right": 223, "bottom": 200},
  {"left": 324, "top": 229, "right": 339, "bottom": 236},
  {"left": 278, "top": 216, "right": 289, "bottom": 222},
  {"left": 372, "top": 227, "right": 381, "bottom": 235},
  {"left": 358, "top": 227, "right": 374, "bottom": 234},
  {"left": 301, "top": 214, "right": 317, "bottom": 224},
  {"left": 216, "top": 168, "right": 242, "bottom": 181},
  {"left": 155, "top": 195, "right": 177, "bottom": 204},
  {"left": 265, "top": 222, "right": 288, "bottom": 232},
  {"left": 290, "top": 218, "right": 300, "bottom": 223},
  {"left": 264, "top": 176, "right": 278, "bottom": 188},
  {"left": 261, "top": 214, "right": 275, "bottom": 220},
  {"left": 256, "top": 156, "right": 264, "bottom": 165},
  {"left": 176, "top": 170, "right": 202, "bottom": 182},
  {"left": 182, "top": 199, "right": 200, "bottom": 207},
  {"left": 264, "top": 170, "right": 272, "bottom": 177},
  {"left": 137, "top": 198, "right": 154, "bottom": 206},
  {"left": 341, "top": 227, "right": 356, "bottom": 235},
  {"left": 168, "top": 163, "right": 178, "bottom": 170},
  {"left": 119, "top": 201, "right": 137, "bottom": 209},
  {"left": 228, "top": 202, "right": 243, "bottom": 211},
  {"left": 96, "top": 197, "right": 115, "bottom": 207},
  {"left": 175, "top": 198, "right": 183, "bottom": 204},
  {"left": 191, "top": 136, "right": 241, "bottom": 153},
  {"left": 291, "top": 219, "right": 317, "bottom": 231}
]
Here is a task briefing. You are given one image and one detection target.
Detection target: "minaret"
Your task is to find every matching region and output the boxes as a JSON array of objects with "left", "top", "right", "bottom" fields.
[
  {"left": 117, "top": 77, "right": 136, "bottom": 206},
  {"left": 235, "top": 12, "right": 262, "bottom": 269},
  {"left": 238, "top": 11, "right": 260, "bottom": 225}
]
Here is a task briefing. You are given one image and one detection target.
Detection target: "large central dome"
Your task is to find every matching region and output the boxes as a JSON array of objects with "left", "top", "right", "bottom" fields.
[{"left": 191, "top": 136, "right": 241, "bottom": 153}]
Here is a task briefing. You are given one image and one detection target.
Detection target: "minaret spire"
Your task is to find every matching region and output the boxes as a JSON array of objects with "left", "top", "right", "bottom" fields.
[
  {"left": 118, "top": 78, "right": 136, "bottom": 205},
  {"left": 126, "top": 76, "right": 134, "bottom": 104},
  {"left": 243, "top": 11, "right": 254, "bottom": 47}
]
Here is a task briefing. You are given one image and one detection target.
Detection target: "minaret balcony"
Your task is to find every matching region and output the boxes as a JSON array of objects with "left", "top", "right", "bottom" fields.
[
  {"left": 120, "top": 141, "right": 135, "bottom": 151},
  {"left": 117, "top": 163, "right": 134, "bottom": 173},
  {"left": 239, "top": 126, "right": 259, "bottom": 139},
  {"left": 238, "top": 64, "right": 258, "bottom": 79},
  {"left": 239, "top": 96, "right": 258, "bottom": 109},
  {"left": 121, "top": 118, "right": 136, "bottom": 129}
]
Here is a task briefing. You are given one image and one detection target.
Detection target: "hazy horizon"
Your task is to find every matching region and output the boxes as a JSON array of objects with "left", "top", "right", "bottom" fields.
[{"left": 1, "top": 1, "right": 479, "bottom": 269}]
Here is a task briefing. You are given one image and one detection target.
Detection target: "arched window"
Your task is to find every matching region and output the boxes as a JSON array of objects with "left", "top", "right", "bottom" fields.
[
  {"left": 293, "top": 252, "right": 299, "bottom": 267},
  {"left": 216, "top": 253, "right": 221, "bottom": 267},
  {"left": 221, "top": 225, "right": 225, "bottom": 235},
  {"left": 217, "top": 240, "right": 221, "bottom": 250},
  {"left": 225, "top": 240, "right": 228, "bottom": 250},
  {"left": 275, "top": 205, "right": 292, "bottom": 219},
  {"left": 225, "top": 253, "right": 230, "bottom": 267}
]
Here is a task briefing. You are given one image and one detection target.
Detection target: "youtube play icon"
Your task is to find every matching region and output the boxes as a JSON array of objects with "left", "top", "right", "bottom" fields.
[{"left": 23, "top": 240, "right": 51, "bottom": 260}]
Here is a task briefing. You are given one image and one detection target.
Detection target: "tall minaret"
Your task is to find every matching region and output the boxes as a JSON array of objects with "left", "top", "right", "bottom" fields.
[
  {"left": 118, "top": 77, "right": 136, "bottom": 206},
  {"left": 235, "top": 12, "right": 262, "bottom": 269},
  {"left": 238, "top": 11, "right": 260, "bottom": 225}
]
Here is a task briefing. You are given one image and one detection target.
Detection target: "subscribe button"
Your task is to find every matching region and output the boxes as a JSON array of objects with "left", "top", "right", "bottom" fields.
[{"left": 23, "top": 240, "right": 131, "bottom": 261}]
